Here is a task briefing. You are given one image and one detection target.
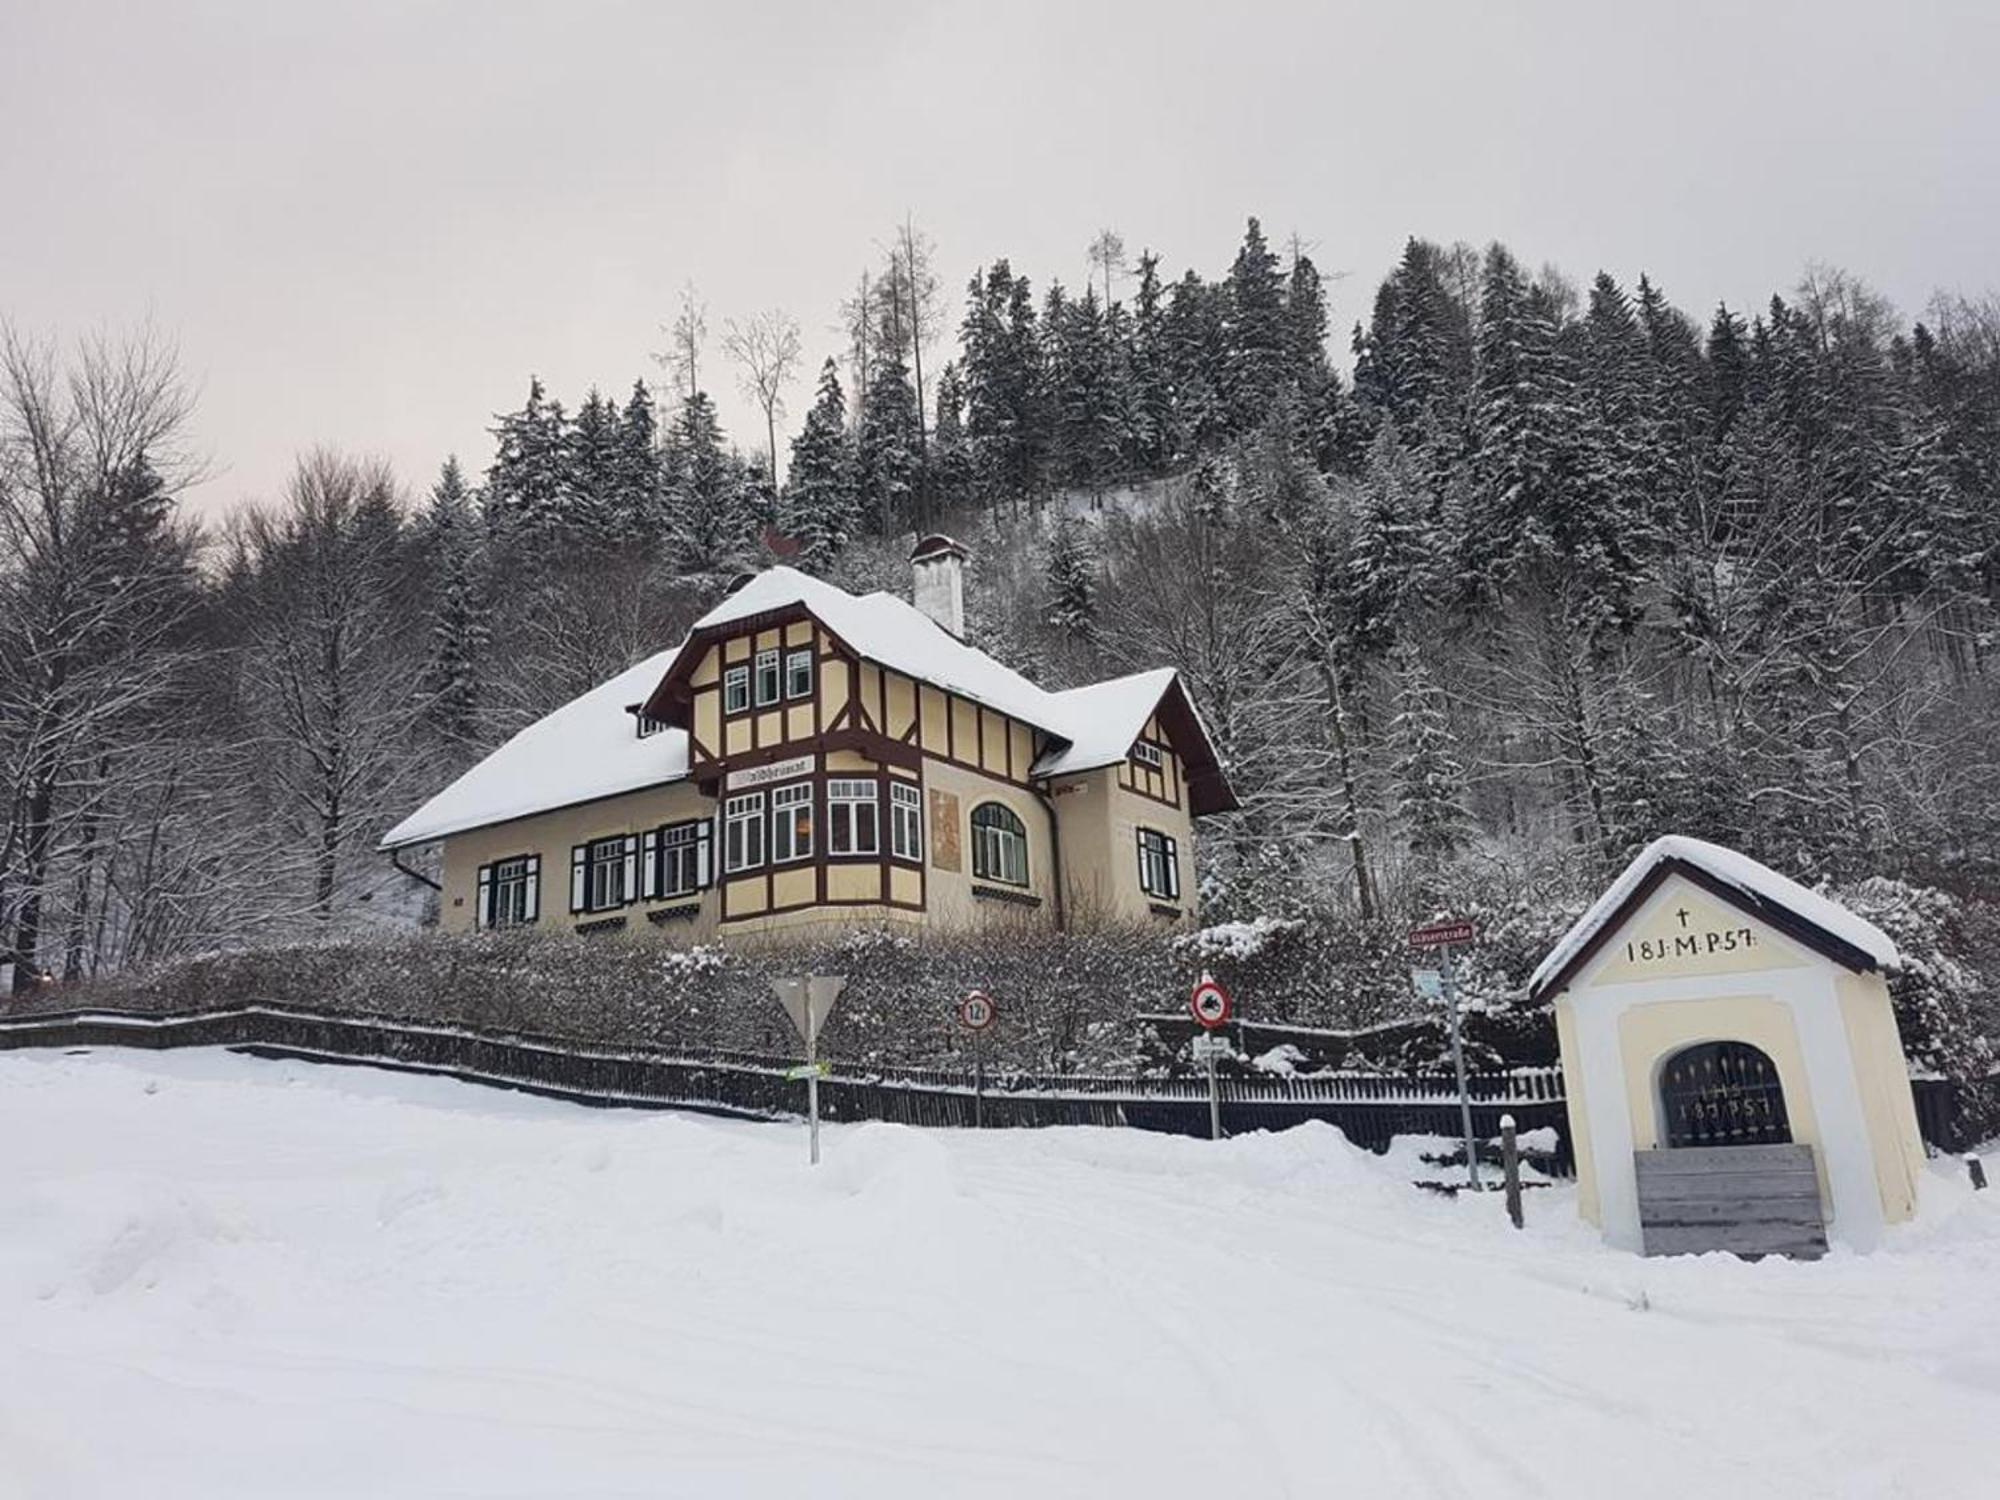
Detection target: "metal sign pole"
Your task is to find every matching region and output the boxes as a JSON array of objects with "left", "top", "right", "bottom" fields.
[
  {"left": 805, "top": 990, "right": 822, "bottom": 1167},
  {"left": 1442, "top": 947, "right": 1481, "bottom": 1191},
  {"left": 973, "top": 1028, "right": 985, "bottom": 1129},
  {"left": 1206, "top": 1046, "right": 1222, "bottom": 1141}
]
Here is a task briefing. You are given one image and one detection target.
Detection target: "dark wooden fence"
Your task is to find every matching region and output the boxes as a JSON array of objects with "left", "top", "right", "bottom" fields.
[
  {"left": 0, "top": 1004, "right": 1576, "bottom": 1172},
  {"left": 8, "top": 1005, "right": 1990, "bottom": 1173}
]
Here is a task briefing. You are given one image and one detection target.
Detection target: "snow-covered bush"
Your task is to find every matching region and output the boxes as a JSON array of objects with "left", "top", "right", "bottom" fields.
[{"left": 1825, "top": 877, "right": 1996, "bottom": 1083}]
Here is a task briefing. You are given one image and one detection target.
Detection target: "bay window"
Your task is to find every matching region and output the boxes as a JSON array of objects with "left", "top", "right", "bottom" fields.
[
  {"left": 828, "top": 778, "right": 880, "bottom": 856},
  {"left": 771, "top": 782, "right": 815, "bottom": 863}
]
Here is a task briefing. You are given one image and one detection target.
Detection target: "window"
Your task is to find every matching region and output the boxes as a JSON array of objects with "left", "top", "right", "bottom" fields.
[
  {"left": 828, "top": 778, "right": 880, "bottom": 856},
  {"left": 754, "top": 649, "right": 781, "bottom": 706},
  {"left": 771, "top": 782, "right": 815, "bottom": 863},
  {"left": 589, "top": 837, "right": 629, "bottom": 911},
  {"left": 723, "top": 665, "right": 750, "bottom": 714},
  {"left": 785, "top": 649, "right": 813, "bottom": 699},
  {"left": 477, "top": 854, "right": 540, "bottom": 929},
  {"left": 890, "top": 781, "right": 923, "bottom": 862},
  {"left": 971, "top": 802, "right": 1029, "bottom": 887},
  {"left": 571, "top": 835, "right": 637, "bottom": 914},
  {"left": 1132, "top": 740, "right": 1164, "bottom": 770},
  {"left": 644, "top": 820, "right": 712, "bottom": 899},
  {"left": 1137, "top": 828, "right": 1180, "bottom": 901},
  {"left": 724, "top": 792, "right": 765, "bottom": 872},
  {"left": 635, "top": 711, "right": 670, "bottom": 739}
]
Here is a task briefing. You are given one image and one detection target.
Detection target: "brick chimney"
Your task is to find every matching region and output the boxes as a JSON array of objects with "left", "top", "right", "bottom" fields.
[{"left": 910, "top": 534, "right": 968, "bottom": 637}]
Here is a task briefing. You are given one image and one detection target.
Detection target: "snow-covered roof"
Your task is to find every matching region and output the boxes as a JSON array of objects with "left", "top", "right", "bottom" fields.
[
  {"left": 1031, "top": 668, "right": 1182, "bottom": 777},
  {"left": 1527, "top": 835, "right": 1901, "bottom": 999},
  {"left": 383, "top": 565, "right": 1239, "bottom": 849},
  {"left": 380, "top": 649, "right": 688, "bottom": 849},
  {"left": 685, "top": 567, "right": 1057, "bottom": 730}
]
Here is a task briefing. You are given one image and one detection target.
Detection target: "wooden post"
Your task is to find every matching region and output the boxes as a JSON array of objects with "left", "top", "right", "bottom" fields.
[
  {"left": 1968, "top": 1153, "right": 1988, "bottom": 1192},
  {"left": 1500, "top": 1113, "right": 1524, "bottom": 1229}
]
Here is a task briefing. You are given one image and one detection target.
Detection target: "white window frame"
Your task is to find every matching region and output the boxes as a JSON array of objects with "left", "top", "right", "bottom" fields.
[
  {"left": 827, "top": 778, "right": 880, "bottom": 857},
  {"left": 724, "top": 791, "right": 766, "bottom": 872},
  {"left": 635, "top": 711, "right": 669, "bottom": 740},
  {"left": 723, "top": 665, "right": 750, "bottom": 715},
  {"left": 970, "top": 802, "right": 1029, "bottom": 887},
  {"left": 1132, "top": 740, "right": 1164, "bottom": 770},
  {"left": 646, "top": 819, "right": 711, "bottom": 899},
  {"left": 754, "top": 648, "right": 782, "bottom": 707},
  {"left": 771, "top": 781, "right": 815, "bottom": 863},
  {"left": 586, "top": 835, "right": 632, "bottom": 912},
  {"left": 1136, "top": 827, "right": 1180, "bottom": 901},
  {"left": 785, "top": 649, "right": 813, "bottom": 700},
  {"left": 890, "top": 781, "right": 923, "bottom": 863},
  {"left": 478, "top": 853, "right": 540, "bottom": 929}
]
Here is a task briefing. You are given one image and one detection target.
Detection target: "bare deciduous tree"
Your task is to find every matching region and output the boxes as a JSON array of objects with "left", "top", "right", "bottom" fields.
[{"left": 721, "top": 308, "right": 803, "bottom": 491}]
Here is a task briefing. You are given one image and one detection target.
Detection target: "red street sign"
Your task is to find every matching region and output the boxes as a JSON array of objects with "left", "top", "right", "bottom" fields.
[
  {"left": 1188, "top": 975, "right": 1232, "bottom": 1030},
  {"left": 1408, "top": 919, "right": 1477, "bottom": 950},
  {"left": 958, "top": 991, "right": 997, "bottom": 1032}
]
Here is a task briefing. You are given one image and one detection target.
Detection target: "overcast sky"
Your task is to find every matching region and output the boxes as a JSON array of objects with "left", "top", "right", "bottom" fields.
[{"left": 6, "top": 0, "right": 1996, "bottom": 516}]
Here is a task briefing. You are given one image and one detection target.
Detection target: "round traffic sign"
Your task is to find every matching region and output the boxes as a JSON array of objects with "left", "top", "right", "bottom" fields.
[
  {"left": 958, "top": 990, "right": 997, "bottom": 1032},
  {"left": 1188, "top": 974, "right": 1232, "bottom": 1030}
]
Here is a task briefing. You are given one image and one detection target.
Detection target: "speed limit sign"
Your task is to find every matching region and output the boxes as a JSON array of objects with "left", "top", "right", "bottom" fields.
[
  {"left": 1188, "top": 974, "right": 1232, "bottom": 1030},
  {"left": 958, "top": 990, "right": 997, "bottom": 1032}
]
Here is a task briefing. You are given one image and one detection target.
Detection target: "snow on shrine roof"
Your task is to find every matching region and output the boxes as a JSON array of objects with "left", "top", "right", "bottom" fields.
[
  {"left": 1527, "top": 835, "right": 1901, "bottom": 998},
  {"left": 1030, "top": 668, "right": 1182, "bottom": 777},
  {"left": 379, "top": 648, "right": 688, "bottom": 849}
]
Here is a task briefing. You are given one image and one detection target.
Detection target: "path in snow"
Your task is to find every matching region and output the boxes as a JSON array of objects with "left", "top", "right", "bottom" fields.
[{"left": 1, "top": 1049, "right": 1994, "bottom": 1499}]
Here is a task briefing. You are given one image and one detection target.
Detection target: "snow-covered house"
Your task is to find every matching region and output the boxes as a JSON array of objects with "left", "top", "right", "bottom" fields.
[{"left": 380, "top": 537, "right": 1236, "bottom": 944}]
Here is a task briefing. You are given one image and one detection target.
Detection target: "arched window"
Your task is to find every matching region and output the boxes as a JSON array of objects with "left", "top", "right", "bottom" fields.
[
  {"left": 1659, "top": 1040, "right": 1792, "bottom": 1148},
  {"left": 970, "top": 802, "right": 1029, "bottom": 887}
]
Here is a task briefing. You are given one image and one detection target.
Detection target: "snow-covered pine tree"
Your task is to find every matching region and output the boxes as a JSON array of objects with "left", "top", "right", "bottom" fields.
[
  {"left": 929, "top": 360, "right": 976, "bottom": 515},
  {"left": 563, "top": 388, "right": 623, "bottom": 550},
  {"left": 484, "top": 377, "right": 568, "bottom": 543},
  {"left": 1044, "top": 507, "right": 1097, "bottom": 640},
  {"left": 663, "top": 391, "right": 753, "bottom": 572},
  {"left": 1221, "top": 216, "right": 1287, "bottom": 434},
  {"left": 856, "top": 340, "right": 921, "bottom": 537},
  {"left": 781, "top": 358, "right": 857, "bottom": 573},
  {"left": 417, "top": 456, "right": 488, "bottom": 747},
  {"left": 613, "top": 379, "right": 661, "bottom": 549},
  {"left": 1128, "top": 250, "right": 1175, "bottom": 475}
]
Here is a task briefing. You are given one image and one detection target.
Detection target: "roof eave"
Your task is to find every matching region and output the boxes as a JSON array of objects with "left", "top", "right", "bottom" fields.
[{"left": 1526, "top": 855, "right": 1885, "bottom": 1004}]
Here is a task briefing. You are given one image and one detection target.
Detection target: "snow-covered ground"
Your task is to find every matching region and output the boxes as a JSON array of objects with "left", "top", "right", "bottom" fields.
[{"left": 3, "top": 1050, "right": 1994, "bottom": 1499}]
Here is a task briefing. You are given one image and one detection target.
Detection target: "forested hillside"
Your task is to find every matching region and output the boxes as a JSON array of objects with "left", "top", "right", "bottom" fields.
[{"left": 6, "top": 219, "right": 2000, "bottom": 1061}]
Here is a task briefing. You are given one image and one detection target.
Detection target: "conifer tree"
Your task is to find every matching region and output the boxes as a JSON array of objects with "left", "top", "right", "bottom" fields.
[
  {"left": 663, "top": 391, "right": 752, "bottom": 571},
  {"left": 418, "top": 456, "right": 486, "bottom": 745},
  {"left": 613, "top": 379, "right": 660, "bottom": 547},
  {"left": 1222, "top": 217, "right": 1287, "bottom": 432},
  {"left": 857, "top": 341, "right": 921, "bottom": 536},
  {"left": 782, "top": 359, "right": 857, "bottom": 572},
  {"left": 484, "top": 377, "right": 568, "bottom": 540},
  {"left": 1044, "top": 507, "right": 1097, "bottom": 640}
]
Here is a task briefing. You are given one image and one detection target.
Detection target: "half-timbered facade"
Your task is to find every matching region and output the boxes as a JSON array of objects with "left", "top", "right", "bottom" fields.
[{"left": 381, "top": 538, "right": 1236, "bottom": 945}]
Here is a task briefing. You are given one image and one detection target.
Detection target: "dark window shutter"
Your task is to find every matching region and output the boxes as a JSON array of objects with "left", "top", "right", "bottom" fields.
[
  {"left": 570, "top": 844, "right": 588, "bottom": 913},
  {"left": 641, "top": 829, "right": 659, "bottom": 901},
  {"left": 523, "top": 855, "right": 541, "bottom": 922},
  {"left": 476, "top": 864, "right": 494, "bottom": 929}
]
